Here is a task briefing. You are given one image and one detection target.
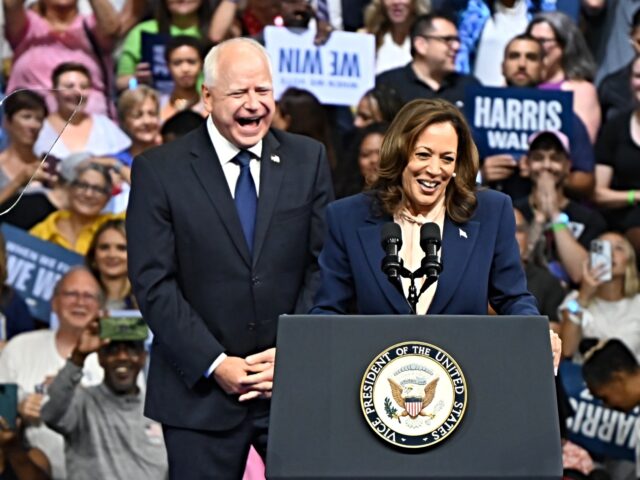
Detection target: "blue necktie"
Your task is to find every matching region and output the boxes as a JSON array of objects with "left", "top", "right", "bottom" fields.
[
  {"left": 232, "top": 150, "right": 257, "bottom": 254},
  {"left": 316, "top": 0, "right": 330, "bottom": 23}
]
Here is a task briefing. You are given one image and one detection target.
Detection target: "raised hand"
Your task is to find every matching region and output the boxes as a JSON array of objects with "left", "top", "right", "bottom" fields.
[{"left": 71, "top": 320, "right": 109, "bottom": 366}]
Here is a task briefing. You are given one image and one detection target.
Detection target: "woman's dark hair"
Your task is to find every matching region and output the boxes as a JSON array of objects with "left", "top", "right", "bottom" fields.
[
  {"left": 51, "top": 62, "right": 92, "bottom": 88},
  {"left": 164, "top": 35, "right": 205, "bottom": 63},
  {"left": 363, "top": 84, "right": 404, "bottom": 124},
  {"left": 3, "top": 90, "right": 48, "bottom": 120},
  {"left": 526, "top": 12, "right": 596, "bottom": 81},
  {"left": 161, "top": 110, "right": 205, "bottom": 140},
  {"left": 156, "top": 0, "right": 213, "bottom": 39},
  {"left": 371, "top": 99, "right": 478, "bottom": 223},
  {"left": 278, "top": 87, "right": 337, "bottom": 169},
  {"left": 334, "top": 122, "right": 390, "bottom": 199}
]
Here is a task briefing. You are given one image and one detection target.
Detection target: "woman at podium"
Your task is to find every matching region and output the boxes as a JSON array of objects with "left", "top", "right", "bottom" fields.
[{"left": 311, "top": 98, "right": 560, "bottom": 363}]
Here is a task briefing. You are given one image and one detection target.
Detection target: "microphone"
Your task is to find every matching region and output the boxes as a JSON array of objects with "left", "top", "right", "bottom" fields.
[
  {"left": 380, "top": 222, "right": 403, "bottom": 281},
  {"left": 420, "top": 223, "right": 442, "bottom": 279}
]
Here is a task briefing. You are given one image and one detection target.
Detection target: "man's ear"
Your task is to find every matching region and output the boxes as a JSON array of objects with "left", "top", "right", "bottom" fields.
[
  {"left": 413, "top": 35, "right": 428, "bottom": 57},
  {"left": 201, "top": 85, "right": 213, "bottom": 114}
]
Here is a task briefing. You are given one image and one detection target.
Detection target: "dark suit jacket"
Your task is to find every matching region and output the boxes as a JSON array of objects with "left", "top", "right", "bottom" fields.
[
  {"left": 127, "top": 124, "right": 333, "bottom": 431},
  {"left": 311, "top": 189, "right": 538, "bottom": 316}
]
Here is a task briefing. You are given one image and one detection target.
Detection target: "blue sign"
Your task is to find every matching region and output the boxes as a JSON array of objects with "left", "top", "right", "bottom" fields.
[
  {"left": 560, "top": 360, "right": 638, "bottom": 461},
  {"left": 141, "top": 32, "right": 174, "bottom": 95},
  {"left": 2, "top": 224, "right": 84, "bottom": 322},
  {"left": 464, "top": 85, "right": 574, "bottom": 158}
]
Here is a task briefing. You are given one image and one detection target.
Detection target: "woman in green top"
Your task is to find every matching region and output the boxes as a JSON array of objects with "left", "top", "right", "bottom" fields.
[{"left": 116, "top": 0, "right": 213, "bottom": 91}]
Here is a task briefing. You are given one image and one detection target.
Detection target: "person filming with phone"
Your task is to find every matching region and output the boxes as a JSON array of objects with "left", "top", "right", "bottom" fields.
[
  {"left": 559, "top": 232, "right": 640, "bottom": 360},
  {"left": 41, "top": 317, "right": 167, "bottom": 480}
]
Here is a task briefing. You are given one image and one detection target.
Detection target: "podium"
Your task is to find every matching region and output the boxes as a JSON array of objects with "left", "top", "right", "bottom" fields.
[{"left": 266, "top": 315, "right": 562, "bottom": 480}]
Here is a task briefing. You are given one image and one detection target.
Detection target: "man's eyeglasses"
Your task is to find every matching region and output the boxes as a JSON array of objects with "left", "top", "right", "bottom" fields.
[
  {"left": 60, "top": 290, "right": 101, "bottom": 303},
  {"left": 418, "top": 34, "right": 461, "bottom": 47},
  {"left": 534, "top": 37, "right": 558, "bottom": 47},
  {"left": 71, "top": 180, "right": 110, "bottom": 196}
]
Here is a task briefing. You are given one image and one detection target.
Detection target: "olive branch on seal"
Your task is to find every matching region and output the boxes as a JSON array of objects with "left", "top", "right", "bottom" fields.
[{"left": 384, "top": 397, "right": 400, "bottom": 423}]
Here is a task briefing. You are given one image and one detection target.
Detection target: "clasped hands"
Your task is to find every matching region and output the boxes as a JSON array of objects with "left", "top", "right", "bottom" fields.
[{"left": 214, "top": 348, "right": 275, "bottom": 402}]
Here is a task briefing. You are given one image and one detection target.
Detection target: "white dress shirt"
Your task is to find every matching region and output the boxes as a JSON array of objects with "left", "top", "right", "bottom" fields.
[
  {"left": 204, "top": 116, "right": 264, "bottom": 377},
  {"left": 207, "top": 116, "right": 263, "bottom": 197}
]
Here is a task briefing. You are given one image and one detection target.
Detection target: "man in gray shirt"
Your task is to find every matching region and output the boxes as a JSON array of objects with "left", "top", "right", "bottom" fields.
[{"left": 41, "top": 320, "right": 167, "bottom": 480}]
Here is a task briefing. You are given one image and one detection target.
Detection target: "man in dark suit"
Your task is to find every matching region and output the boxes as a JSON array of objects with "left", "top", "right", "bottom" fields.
[{"left": 126, "top": 37, "right": 333, "bottom": 478}]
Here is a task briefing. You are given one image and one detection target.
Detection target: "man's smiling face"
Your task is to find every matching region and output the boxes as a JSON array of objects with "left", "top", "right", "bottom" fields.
[{"left": 202, "top": 42, "right": 275, "bottom": 149}]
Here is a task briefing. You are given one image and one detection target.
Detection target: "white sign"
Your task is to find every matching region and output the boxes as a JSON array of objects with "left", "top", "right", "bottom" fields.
[{"left": 264, "top": 26, "right": 375, "bottom": 106}]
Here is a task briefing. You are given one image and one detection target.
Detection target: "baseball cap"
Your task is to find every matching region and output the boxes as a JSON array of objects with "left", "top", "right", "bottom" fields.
[{"left": 527, "top": 130, "right": 570, "bottom": 156}]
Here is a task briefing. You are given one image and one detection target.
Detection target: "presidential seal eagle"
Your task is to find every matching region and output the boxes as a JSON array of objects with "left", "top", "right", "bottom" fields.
[{"left": 388, "top": 377, "right": 439, "bottom": 420}]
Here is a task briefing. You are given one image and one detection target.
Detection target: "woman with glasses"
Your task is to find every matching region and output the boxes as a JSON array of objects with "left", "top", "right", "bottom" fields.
[
  {"left": 526, "top": 12, "right": 601, "bottom": 143},
  {"left": 363, "top": 0, "right": 430, "bottom": 74},
  {"left": 86, "top": 219, "right": 137, "bottom": 310},
  {"left": 29, "top": 163, "right": 123, "bottom": 254}
]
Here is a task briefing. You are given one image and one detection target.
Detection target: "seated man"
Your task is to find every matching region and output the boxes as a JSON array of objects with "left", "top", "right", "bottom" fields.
[
  {"left": 41, "top": 319, "right": 167, "bottom": 480},
  {"left": 513, "top": 131, "right": 607, "bottom": 285},
  {"left": 0, "top": 267, "right": 104, "bottom": 479}
]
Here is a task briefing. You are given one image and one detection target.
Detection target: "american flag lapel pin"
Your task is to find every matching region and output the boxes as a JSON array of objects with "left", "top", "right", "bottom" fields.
[
  {"left": 271, "top": 154, "right": 280, "bottom": 164},
  {"left": 459, "top": 228, "right": 467, "bottom": 239}
]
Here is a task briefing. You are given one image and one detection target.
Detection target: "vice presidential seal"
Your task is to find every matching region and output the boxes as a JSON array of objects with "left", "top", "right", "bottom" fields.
[{"left": 360, "top": 341, "right": 467, "bottom": 449}]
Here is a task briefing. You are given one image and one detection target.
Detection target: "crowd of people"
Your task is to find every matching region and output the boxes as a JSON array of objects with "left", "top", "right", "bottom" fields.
[{"left": 0, "top": 0, "right": 638, "bottom": 479}]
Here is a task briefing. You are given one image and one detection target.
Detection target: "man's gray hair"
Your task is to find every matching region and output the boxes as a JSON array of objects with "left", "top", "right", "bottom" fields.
[{"left": 203, "top": 38, "right": 273, "bottom": 87}]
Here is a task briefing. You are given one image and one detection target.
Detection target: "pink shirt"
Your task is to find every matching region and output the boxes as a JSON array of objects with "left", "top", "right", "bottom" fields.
[{"left": 6, "top": 10, "right": 114, "bottom": 116}]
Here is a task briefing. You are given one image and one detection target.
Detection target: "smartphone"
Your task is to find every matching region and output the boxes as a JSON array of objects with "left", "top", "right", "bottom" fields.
[
  {"left": 40, "top": 155, "right": 60, "bottom": 187},
  {"left": 590, "top": 239, "right": 612, "bottom": 282},
  {"left": 0, "top": 384, "right": 18, "bottom": 430},
  {"left": 100, "top": 311, "right": 148, "bottom": 341}
]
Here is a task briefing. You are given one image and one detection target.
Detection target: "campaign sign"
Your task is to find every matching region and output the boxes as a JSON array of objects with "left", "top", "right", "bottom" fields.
[
  {"left": 141, "top": 32, "right": 174, "bottom": 94},
  {"left": 2, "top": 224, "right": 84, "bottom": 322},
  {"left": 560, "top": 360, "right": 639, "bottom": 461},
  {"left": 464, "top": 85, "right": 573, "bottom": 158},
  {"left": 264, "top": 26, "right": 375, "bottom": 106}
]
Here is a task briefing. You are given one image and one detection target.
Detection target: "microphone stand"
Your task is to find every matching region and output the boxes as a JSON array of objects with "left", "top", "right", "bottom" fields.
[{"left": 385, "top": 262, "right": 440, "bottom": 315}]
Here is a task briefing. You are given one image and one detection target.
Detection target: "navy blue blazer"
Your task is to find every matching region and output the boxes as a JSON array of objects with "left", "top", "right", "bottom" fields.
[
  {"left": 127, "top": 124, "right": 333, "bottom": 431},
  {"left": 311, "top": 189, "right": 539, "bottom": 316}
]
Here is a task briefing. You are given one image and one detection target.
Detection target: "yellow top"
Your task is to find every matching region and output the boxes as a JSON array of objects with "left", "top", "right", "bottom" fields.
[{"left": 30, "top": 210, "right": 126, "bottom": 255}]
